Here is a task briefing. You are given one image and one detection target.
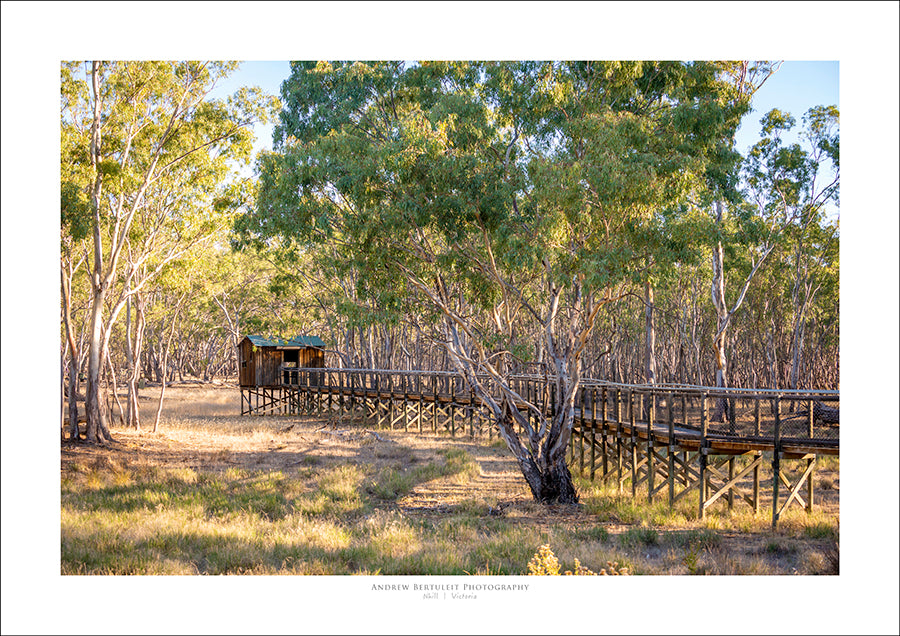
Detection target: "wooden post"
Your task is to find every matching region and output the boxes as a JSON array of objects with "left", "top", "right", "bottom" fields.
[
  {"left": 388, "top": 374, "right": 395, "bottom": 431},
  {"left": 469, "top": 387, "right": 475, "bottom": 438},
  {"left": 772, "top": 396, "right": 782, "bottom": 529},
  {"left": 527, "top": 378, "right": 533, "bottom": 435},
  {"left": 590, "top": 387, "right": 597, "bottom": 481},
  {"left": 616, "top": 388, "right": 623, "bottom": 494},
  {"left": 374, "top": 373, "right": 382, "bottom": 428},
  {"left": 727, "top": 456, "right": 735, "bottom": 511},
  {"left": 450, "top": 376, "right": 456, "bottom": 438},
  {"left": 753, "top": 451, "right": 761, "bottom": 515},
  {"left": 569, "top": 421, "right": 576, "bottom": 465},
  {"left": 807, "top": 455, "right": 816, "bottom": 513},
  {"left": 699, "top": 393, "right": 708, "bottom": 520},
  {"left": 567, "top": 384, "right": 575, "bottom": 465},
  {"left": 404, "top": 374, "right": 410, "bottom": 433},
  {"left": 630, "top": 390, "right": 637, "bottom": 498},
  {"left": 754, "top": 397, "right": 760, "bottom": 436},
  {"left": 753, "top": 397, "right": 761, "bottom": 513},
  {"left": 348, "top": 371, "right": 354, "bottom": 420},
  {"left": 431, "top": 373, "right": 438, "bottom": 433},
  {"left": 807, "top": 399, "right": 815, "bottom": 440},
  {"left": 579, "top": 387, "right": 586, "bottom": 476},
  {"left": 369, "top": 371, "right": 375, "bottom": 425},
  {"left": 647, "top": 392, "right": 655, "bottom": 503},
  {"left": 418, "top": 382, "right": 424, "bottom": 434},
  {"left": 315, "top": 375, "right": 320, "bottom": 417},
  {"left": 600, "top": 387, "right": 608, "bottom": 482},
  {"left": 667, "top": 392, "right": 675, "bottom": 507},
  {"left": 339, "top": 370, "right": 345, "bottom": 423},
  {"left": 327, "top": 370, "right": 333, "bottom": 417}
]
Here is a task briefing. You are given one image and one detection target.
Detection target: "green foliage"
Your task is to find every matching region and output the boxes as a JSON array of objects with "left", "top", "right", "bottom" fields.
[
  {"left": 242, "top": 61, "right": 758, "bottom": 381},
  {"left": 60, "top": 181, "right": 92, "bottom": 241},
  {"left": 60, "top": 61, "right": 279, "bottom": 268}
]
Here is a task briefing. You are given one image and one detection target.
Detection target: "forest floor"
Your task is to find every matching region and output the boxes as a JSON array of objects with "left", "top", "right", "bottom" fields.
[{"left": 61, "top": 383, "right": 839, "bottom": 576}]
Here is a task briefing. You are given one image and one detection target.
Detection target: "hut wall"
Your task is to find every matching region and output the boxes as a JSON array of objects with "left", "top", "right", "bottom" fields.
[
  {"left": 239, "top": 339, "right": 254, "bottom": 387},
  {"left": 299, "top": 348, "right": 325, "bottom": 368},
  {"left": 255, "top": 348, "right": 283, "bottom": 386}
]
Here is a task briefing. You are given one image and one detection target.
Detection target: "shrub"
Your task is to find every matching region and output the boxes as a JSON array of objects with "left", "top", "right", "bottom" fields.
[
  {"left": 527, "top": 544, "right": 629, "bottom": 576},
  {"left": 527, "top": 544, "right": 560, "bottom": 575}
]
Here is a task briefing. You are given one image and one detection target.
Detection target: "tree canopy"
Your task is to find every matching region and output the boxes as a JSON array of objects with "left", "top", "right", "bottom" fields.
[{"left": 238, "top": 60, "right": 813, "bottom": 503}]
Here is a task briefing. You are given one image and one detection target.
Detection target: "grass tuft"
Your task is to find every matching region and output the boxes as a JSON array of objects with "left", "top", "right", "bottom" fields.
[{"left": 620, "top": 526, "right": 659, "bottom": 547}]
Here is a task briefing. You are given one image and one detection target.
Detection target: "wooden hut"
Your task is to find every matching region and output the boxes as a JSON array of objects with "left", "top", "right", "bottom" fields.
[{"left": 238, "top": 335, "right": 325, "bottom": 387}]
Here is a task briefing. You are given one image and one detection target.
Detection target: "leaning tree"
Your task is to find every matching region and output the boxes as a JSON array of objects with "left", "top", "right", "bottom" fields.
[{"left": 243, "top": 61, "right": 749, "bottom": 502}]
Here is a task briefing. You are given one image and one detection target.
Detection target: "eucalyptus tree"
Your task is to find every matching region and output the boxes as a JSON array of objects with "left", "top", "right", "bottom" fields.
[
  {"left": 700, "top": 97, "right": 839, "bottom": 416},
  {"left": 60, "top": 61, "right": 277, "bottom": 442},
  {"left": 60, "top": 170, "right": 92, "bottom": 438},
  {"left": 744, "top": 105, "right": 839, "bottom": 392},
  {"left": 244, "top": 61, "right": 745, "bottom": 502}
]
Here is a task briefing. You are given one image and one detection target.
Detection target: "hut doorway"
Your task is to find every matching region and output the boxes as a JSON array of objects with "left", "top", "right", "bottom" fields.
[{"left": 283, "top": 349, "right": 299, "bottom": 367}]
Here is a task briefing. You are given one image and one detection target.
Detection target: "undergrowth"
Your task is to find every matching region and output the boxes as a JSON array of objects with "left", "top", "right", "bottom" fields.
[{"left": 61, "top": 406, "right": 839, "bottom": 576}]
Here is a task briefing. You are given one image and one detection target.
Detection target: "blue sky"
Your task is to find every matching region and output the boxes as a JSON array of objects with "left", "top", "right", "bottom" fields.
[
  {"left": 214, "top": 60, "right": 840, "bottom": 170},
  {"left": 733, "top": 61, "right": 839, "bottom": 154}
]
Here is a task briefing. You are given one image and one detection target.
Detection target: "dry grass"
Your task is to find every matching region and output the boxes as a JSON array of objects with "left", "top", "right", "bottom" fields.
[{"left": 61, "top": 384, "right": 840, "bottom": 575}]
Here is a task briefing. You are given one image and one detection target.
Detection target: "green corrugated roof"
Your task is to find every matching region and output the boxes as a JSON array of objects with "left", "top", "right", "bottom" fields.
[{"left": 245, "top": 335, "right": 325, "bottom": 348}]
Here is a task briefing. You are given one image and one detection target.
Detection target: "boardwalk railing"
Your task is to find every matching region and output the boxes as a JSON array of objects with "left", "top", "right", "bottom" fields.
[{"left": 242, "top": 367, "right": 839, "bottom": 528}]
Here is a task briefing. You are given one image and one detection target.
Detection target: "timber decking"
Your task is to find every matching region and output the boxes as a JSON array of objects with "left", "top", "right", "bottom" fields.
[{"left": 241, "top": 367, "right": 839, "bottom": 528}]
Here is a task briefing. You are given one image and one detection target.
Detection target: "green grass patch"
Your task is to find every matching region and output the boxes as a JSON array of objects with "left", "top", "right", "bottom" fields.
[
  {"left": 619, "top": 526, "right": 659, "bottom": 548},
  {"left": 365, "top": 447, "right": 477, "bottom": 501},
  {"left": 803, "top": 522, "right": 838, "bottom": 540},
  {"left": 574, "top": 525, "right": 610, "bottom": 543},
  {"left": 765, "top": 539, "right": 799, "bottom": 555},
  {"left": 667, "top": 528, "right": 722, "bottom": 550}
]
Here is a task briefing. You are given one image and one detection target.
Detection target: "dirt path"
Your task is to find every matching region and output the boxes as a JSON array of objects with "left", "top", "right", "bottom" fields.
[{"left": 397, "top": 441, "right": 533, "bottom": 514}]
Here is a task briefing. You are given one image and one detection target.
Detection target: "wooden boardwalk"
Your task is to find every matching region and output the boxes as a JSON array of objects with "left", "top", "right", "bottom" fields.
[{"left": 241, "top": 368, "right": 839, "bottom": 528}]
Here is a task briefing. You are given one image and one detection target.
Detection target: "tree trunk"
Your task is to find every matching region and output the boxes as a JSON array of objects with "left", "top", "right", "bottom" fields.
[
  {"left": 126, "top": 292, "right": 146, "bottom": 429},
  {"left": 153, "top": 293, "right": 186, "bottom": 433},
  {"left": 68, "top": 357, "right": 80, "bottom": 440},
  {"left": 710, "top": 207, "right": 730, "bottom": 421},
  {"left": 518, "top": 452, "right": 578, "bottom": 504},
  {"left": 84, "top": 61, "right": 111, "bottom": 444},
  {"left": 85, "top": 290, "right": 112, "bottom": 443},
  {"left": 61, "top": 260, "right": 83, "bottom": 440},
  {"left": 106, "top": 347, "right": 125, "bottom": 426},
  {"left": 61, "top": 349, "right": 67, "bottom": 438}
]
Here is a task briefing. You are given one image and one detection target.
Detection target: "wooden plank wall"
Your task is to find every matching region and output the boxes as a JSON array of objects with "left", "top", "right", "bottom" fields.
[
  {"left": 239, "top": 339, "right": 254, "bottom": 387},
  {"left": 255, "top": 348, "right": 283, "bottom": 386}
]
